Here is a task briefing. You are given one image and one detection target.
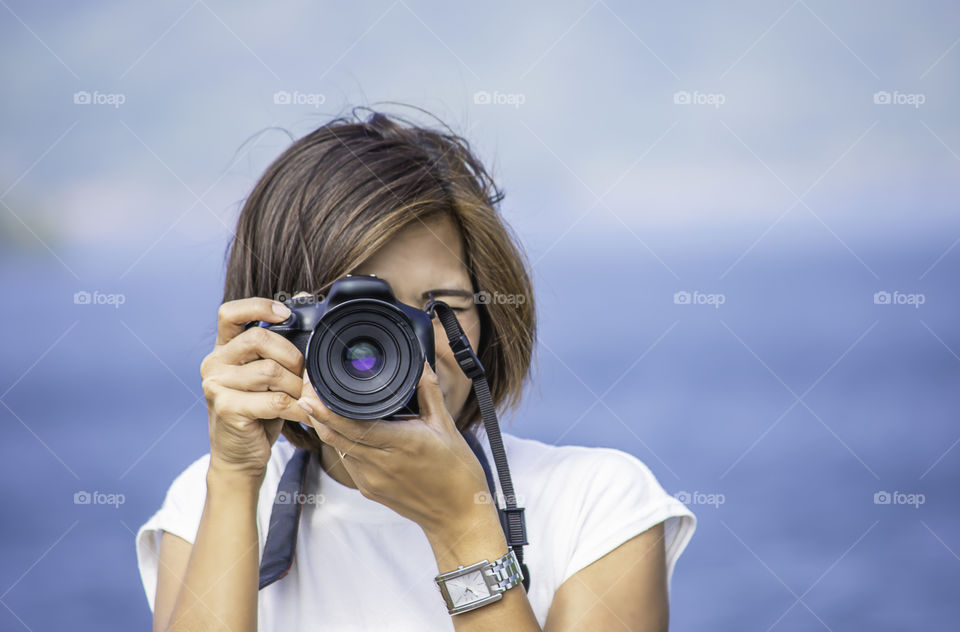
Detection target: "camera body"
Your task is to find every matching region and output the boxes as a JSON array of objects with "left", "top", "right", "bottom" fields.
[{"left": 251, "top": 275, "right": 436, "bottom": 420}]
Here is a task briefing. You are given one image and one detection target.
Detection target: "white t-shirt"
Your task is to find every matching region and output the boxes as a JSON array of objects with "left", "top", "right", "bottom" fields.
[{"left": 136, "top": 426, "right": 696, "bottom": 630}]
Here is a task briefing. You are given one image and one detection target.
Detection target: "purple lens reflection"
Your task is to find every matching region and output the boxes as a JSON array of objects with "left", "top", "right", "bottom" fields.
[{"left": 344, "top": 340, "right": 383, "bottom": 379}]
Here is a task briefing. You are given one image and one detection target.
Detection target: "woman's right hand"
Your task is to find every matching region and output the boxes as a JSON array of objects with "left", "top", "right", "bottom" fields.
[{"left": 200, "top": 297, "right": 308, "bottom": 480}]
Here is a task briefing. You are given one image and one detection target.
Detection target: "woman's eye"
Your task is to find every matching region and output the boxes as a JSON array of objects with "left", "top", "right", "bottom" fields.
[{"left": 424, "top": 303, "right": 469, "bottom": 312}]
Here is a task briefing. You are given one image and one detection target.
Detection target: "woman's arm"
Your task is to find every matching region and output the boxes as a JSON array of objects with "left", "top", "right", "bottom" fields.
[
  {"left": 152, "top": 297, "right": 310, "bottom": 631},
  {"left": 157, "top": 468, "right": 262, "bottom": 632},
  {"left": 153, "top": 532, "right": 190, "bottom": 630},
  {"left": 544, "top": 521, "right": 669, "bottom": 632}
]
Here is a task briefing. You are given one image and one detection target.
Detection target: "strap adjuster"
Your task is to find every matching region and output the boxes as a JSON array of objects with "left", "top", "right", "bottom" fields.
[
  {"left": 498, "top": 506, "right": 528, "bottom": 547},
  {"left": 451, "top": 334, "right": 485, "bottom": 379}
]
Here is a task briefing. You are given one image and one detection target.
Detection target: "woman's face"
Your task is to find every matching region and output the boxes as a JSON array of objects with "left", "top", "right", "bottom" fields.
[{"left": 338, "top": 213, "right": 481, "bottom": 427}]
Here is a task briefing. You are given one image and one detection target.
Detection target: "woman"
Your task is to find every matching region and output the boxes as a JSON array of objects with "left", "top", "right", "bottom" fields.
[{"left": 135, "top": 107, "right": 696, "bottom": 631}]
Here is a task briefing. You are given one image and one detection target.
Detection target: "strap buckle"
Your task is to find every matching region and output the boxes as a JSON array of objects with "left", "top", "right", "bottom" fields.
[
  {"left": 451, "top": 333, "right": 485, "bottom": 379},
  {"left": 498, "top": 506, "right": 528, "bottom": 547},
  {"left": 426, "top": 299, "right": 486, "bottom": 380}
]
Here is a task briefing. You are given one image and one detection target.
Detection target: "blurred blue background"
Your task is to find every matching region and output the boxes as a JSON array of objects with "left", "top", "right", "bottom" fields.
[{"left": 1, "top": 1, "right": 958, "bottom": 630}]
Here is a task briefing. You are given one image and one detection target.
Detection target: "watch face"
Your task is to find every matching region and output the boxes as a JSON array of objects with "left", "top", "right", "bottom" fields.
[{"left": 448, "top": 570, "right": 491, "bottom": 606}]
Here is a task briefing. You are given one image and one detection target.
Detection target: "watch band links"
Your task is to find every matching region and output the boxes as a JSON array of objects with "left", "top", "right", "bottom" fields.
[{"left": 488, "top": 548, "right": 524, "bottom": 591}]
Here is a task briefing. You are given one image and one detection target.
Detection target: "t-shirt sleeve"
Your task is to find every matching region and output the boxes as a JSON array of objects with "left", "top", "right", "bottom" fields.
[
  {"left": 557, "top": 448, "right": 696, "bottom": 597},
  {"left": 134, "top": 453, "right": 211, "bottom": 613}
]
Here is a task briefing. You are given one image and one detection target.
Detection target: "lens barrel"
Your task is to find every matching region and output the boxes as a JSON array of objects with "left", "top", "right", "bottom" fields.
[{"left": 305, "top": 299, "right": 424, "bottom": 420}]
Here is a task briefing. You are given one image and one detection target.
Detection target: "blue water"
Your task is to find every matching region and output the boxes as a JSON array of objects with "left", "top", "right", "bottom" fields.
[{"left": 0, "top": 234, "right": 957, "bottom": 630}]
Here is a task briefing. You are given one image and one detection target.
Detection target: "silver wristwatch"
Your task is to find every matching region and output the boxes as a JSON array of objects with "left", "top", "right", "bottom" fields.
[{"left": 434, "top": 548, "right": 524, "bottom": 615}]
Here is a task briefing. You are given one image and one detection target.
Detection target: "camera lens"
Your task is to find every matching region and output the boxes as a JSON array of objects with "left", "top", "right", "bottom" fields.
[
  {"left": 305, "top": 300, "right": 424, "bottom": 420},
  {"left": 343, "top": 338, "right": 384, "bottom": 379}
]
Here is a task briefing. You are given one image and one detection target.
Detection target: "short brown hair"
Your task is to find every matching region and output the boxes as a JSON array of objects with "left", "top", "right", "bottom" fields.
[{"left": 221, "top": 106, "right": 537, "bottom": 452}]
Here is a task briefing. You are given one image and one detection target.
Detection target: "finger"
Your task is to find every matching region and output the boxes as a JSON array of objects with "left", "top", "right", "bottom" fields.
[
  {"left": 298, "top": 369, "right": 399, "bottom": 448},
  {"left": 296, "top": 400, "right": 377, "bottom": 459},
  {"left": 264, "top": 418, "right": 285, "bottom": 446},
  {"left": 211, "top": 359, "right": 304, "bottom": 396},
  {"left": 207, "top": 385, "right": 311, "bottom": 425},
  {"left": 415, "top": 360, "right": 450, "bottom": 428},
  {"left": 297, "top": 394, "right": 398, "bottom": 449},
  {"left": 216, "top": 297, "right": 292, "bottom": 346},
  {"left": 218, "top": 326, "right": 304, "bottom": 375},
  {"left": 300, "top": 366, "right": 320, "bottom": 400}
]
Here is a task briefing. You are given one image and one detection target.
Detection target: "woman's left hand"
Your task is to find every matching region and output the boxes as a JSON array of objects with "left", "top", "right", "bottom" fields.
[{"left": 296, "top": 361, "right": 495, "bottom": 540}]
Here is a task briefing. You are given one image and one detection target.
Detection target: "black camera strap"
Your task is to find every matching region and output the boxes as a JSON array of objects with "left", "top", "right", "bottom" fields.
[
  {"left": 258, "top": 448, "right": 311, "bottom": 589},
  {"left": 257, "top": 302, "right": 529, "bottom": 592},
  {"left": 426, "top": 300, "right": 530, "bottom": 592}
]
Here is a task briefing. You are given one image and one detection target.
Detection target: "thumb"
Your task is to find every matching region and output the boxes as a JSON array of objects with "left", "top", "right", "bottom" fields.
[
  {"left": 264, "top": 418, "right": 285, "bottom": 446},
  {"left": 416, "top": 360, "right": 449, "bottom": 427}
]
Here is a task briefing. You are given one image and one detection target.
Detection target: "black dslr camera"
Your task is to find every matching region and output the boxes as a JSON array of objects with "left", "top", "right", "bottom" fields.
[{"left": 248, "top": 275, "right": 436, "bottom": 420}]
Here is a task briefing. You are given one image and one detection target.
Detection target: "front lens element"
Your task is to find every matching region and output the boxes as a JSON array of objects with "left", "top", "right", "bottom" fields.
[{"left": 343, "top": 338, "right": 384, "bottom": 379}]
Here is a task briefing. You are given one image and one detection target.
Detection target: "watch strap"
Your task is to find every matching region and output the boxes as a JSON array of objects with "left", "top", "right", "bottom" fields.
[{"left": 487, "top": 548, "right": 524, "bottom": 592}]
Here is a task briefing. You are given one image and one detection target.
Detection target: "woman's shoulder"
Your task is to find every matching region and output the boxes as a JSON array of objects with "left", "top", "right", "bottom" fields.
[
  {"left": 499, "top": 429, "right": 663, "bottom": 488},
  {"left": 162, "top": 438, "right": 298, "bottom": 497},
  {"left": 478, "top": 427, "right": 688, "bottom": 518},
  {"left": 134, "top": 439, "right": 300, "bottom": 612},
  {"left": 144, "top": 439, "right": 300, "bottom": 539},
  {"left": 493, "top": 429, "right": 697, "bottom": 592}
]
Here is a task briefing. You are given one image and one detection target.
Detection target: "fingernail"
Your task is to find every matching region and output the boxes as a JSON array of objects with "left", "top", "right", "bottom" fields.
[
  {"left": 273, "top": 302, "right": 292, "bottom": 318},
  {"left": 297, "top": 399, "right": 313, "bottom": 414}
]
